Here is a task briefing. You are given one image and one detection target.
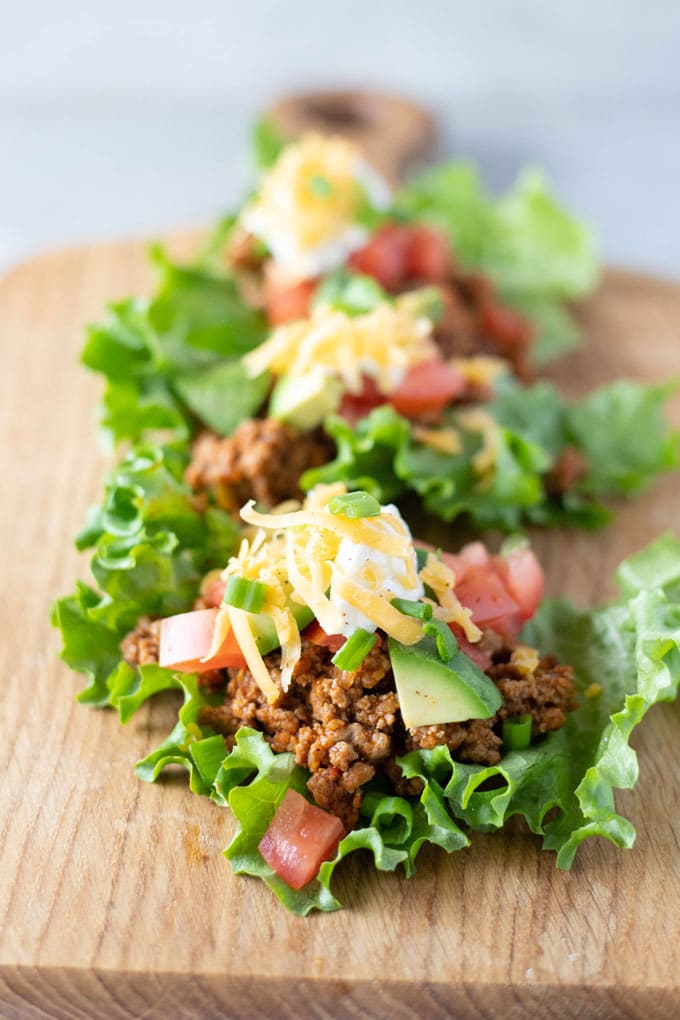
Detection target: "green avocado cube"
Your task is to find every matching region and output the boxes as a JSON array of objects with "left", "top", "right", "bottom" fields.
[
  {"left": 269, "top": 368, "right": 343, "bottom": 430},
  {"left": 388, "top": 634, "right": 502, "bottom": 728}
]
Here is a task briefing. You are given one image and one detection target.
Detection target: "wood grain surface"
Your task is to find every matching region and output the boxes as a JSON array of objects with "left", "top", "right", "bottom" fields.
[{"left": 1, "top": 235, "right": 679, "bottom": 1020}]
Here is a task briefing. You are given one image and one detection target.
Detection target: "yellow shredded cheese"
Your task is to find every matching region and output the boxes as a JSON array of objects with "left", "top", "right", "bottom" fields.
[
  {"left": 456, "top": 407, "right": 500, "bottom": 479},
  {"left": 450, "top": 356, "right": 507, "bottom": 389},
  {"left": 510, "top": 645, "right": 540, "bottom": 675},
  {"left": 227, "top": 605, "right": 279, "bottom": 704},
  {"left": 419, "top": 553, "right": 481, "bottom": 642},
  {"left": 239, "top": 501, "right": 413, "bottom": 558},
  {"left": 243, "top": 298, "right": 435, "bottom": 394},
  {"left": 331, "top": 569, "right": 423, "bottom": 645},
  {"left": 412, "top": 425, "right": 463, "bottom": 456}
]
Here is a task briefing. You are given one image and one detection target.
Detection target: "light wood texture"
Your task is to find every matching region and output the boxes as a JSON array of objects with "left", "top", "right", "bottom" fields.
[
  {"left": 0, "top": 236, "right": 679, "bottom": 1020},
  {"left": 267, "top": 89, "right": 437, "bottom": 182}
]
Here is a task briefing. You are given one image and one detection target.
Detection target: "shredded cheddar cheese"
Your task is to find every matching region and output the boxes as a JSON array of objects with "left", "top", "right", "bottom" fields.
[
  {"left": 243, "top": 298, "right": 436, "bottom": 395},
  {"left": 208, "top": 486, "right": 480, "bottom": 702},
  {"left": 240, "top": 133, "right": 390, "bottom": 278},
  {"left": 412, "top": 425, "right": 463, "bottom": 456}
]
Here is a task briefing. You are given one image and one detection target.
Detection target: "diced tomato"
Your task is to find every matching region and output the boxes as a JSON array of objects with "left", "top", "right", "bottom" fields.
[
  {"left": 497, "top": 546, "right": 544, "bottom": 621},
  {"left": 264, "top": 270, "right": 316, "bottom": 326},
  {"left": 454, "top": 567, "right": 522, "bottom": 640},
  {"left": 406, "top": 225, "right": 452, "bottom": 281},
  {"left": 200, "top": 575, "right": 226, "bottom": 609},
  {"left": 479, "top": 304, "right": 532, "bottom": 352},
  {"left": 259, "top": 789, "right": 345, "bottom": 890},
  {"left": 303, "top": 621, "right": 346, "bottom": 653},
  {"left": 449, "top": 624, "right": 492, "bottom": 672},
  {"left": 348, "top": 224, "right": 412, "bottom": 290},
  {"left": 440, "top": 542, "right": 489, "bottom": 585},
  {"left": 338, "top": 375, "right": 385, "bottom": 426},
  {"left": 389, "top": 357, "right": 465, "bottom": 418},
  {"left": 159, "top": 608, "right": 247, "bottom": 672}
]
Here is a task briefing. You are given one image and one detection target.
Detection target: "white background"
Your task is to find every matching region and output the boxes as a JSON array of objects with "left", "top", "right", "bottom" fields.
[{"left": 2, "top": 0, "right": 679, "bottom": 275}]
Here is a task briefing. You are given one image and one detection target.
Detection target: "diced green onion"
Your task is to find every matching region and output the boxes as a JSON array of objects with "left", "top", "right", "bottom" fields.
[
  {"left": 500, "top": 534, "right": 530, "bottom": 557},
  {"left": 309, "top": 174, "right": 334, "bottom": 198},
  {"left": 328, "top": 491, "right": 381, "bottom": 519},
  {"left": 423, "top": 618, "right": 458, "bottom": 661},
  {"left": 223, "top": 575, "right": 267, "bottom": 614},
  {"left": 392, "top": 598, "right": 433, "bottom": 621},
  {"left": 332, "top": 628, "right": 377, "bottom": 671},
  {"left": 502, "top": 713, "right": 532, "bottom": 751}
]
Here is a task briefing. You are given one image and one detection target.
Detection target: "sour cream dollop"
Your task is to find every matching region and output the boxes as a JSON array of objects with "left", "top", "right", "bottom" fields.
[{"left": 330, "top": 505, "right": 424, "bottom": 637}]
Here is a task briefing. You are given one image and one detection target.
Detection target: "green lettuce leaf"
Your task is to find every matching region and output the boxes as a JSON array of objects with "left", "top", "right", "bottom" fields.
[
  {"left": 52, "top": 441, "right": 239, "bottom": 702},
  {"left": 397, "top": 163, "right": 599, "bottom": 363},
  {"left": 304, "top": 378, "right": 678, "bottom": 531},
  {"left": 108, "top": 662, "right": 225, "bottom": 794},
  {"left": 64, "top": 535, "right": 680, "bottom": 914},
  {"left": 82, "top": 247, "right": 268, "bottom": 446}
]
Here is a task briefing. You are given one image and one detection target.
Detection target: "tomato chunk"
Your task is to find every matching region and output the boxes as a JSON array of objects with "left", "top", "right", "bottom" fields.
[
  {"left": 348, "top": 224, "right": 411, "bottom": 290},
  {"left": 389, "top": 357, "right": 465, "bottom": 418},
  {"left": 264, "top": 271, "right": 316, "bottom": 326},
  {"left": 449, "top": 624, "right": 492, "bottom": 672},
  {"left": 498, "top": 546, "right": 544, "bottom": 621},
  {"left": 479, "top": 304, "right": 532, "bottom": 352},
  {"left": 406, "top": 225, "right": 452, "bottom": 281},
  {"left": 454, "top": 567, "right": 522, "bottom": 640},
  {"left": 303, "top": 621, "right": 346, "bottom": 653},
  {"left": 338, "top": 375, "right": 385, "bottom": 426},
  {"left": 259, "top": 789, "right": 345, "bottom": 890},
  {"left": 159, "top": 608, "right": 247, "bottom": 672}
]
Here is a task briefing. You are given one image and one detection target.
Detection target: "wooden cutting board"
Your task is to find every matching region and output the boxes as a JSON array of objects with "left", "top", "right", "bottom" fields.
[{"left": 1, "top": 234, "right": 679, "bottom": 1020}]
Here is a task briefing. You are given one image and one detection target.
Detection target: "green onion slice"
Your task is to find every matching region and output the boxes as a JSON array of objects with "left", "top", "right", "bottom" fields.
[
  {"left": 223, "top": 575, "right": 267, "bottom": 614},
  {"left": 502, "top": 713, "right": 532, "bottom": 751},
  {"left": 392, "top": 598, "right": 433, "bottom": 621},
  {"left": 328, "top": 491, "right": 381, "bottom": 519},
  {"left": 332, "top": 627, "right": 377, "bottom": 671},
  {"left": 423, "top": 618, "right": 458, "bottom": 661}
]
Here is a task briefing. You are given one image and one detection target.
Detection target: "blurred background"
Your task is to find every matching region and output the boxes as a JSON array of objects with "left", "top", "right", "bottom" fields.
[{"left": 1, "top": 0, "right": 679, "bottom": 275}]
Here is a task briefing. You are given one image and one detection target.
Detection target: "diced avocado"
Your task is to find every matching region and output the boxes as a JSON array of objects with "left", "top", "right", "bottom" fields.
[
  {"left": 269, "top": 368, "right": 343, "bottom": 430},
  {"left": 251, "top": 602, "right": 314, "bottom": 656},
  {"left": 388, "top": 634, "right": 502, "bottom": 728}
]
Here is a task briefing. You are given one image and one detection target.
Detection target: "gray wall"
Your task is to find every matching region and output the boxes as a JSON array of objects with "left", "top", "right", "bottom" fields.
[{"left": 2, "top": 1, "right": 679, "bottom": 274}]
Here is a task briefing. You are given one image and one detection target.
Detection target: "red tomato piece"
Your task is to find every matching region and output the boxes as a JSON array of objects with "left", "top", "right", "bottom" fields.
[
  {"left": 389, "top": 357, "right": 465, "bottom": 418},
  {"left": 159, "top": 608, "right": 247, "bottom": 672},
  {"left": 406, "top": 225, "right": 452, "bottom": 281},
  {"left": 479, "top": 304, "right": 532, "bottom": 351},
  {"left": 303, "top": 621, "right": 346, "bottom": 653},
  {"left": 259, "top": 789, "right": 345, "bottom": 890},
  {"left": 348, "top": 224, "right": 412, "bottom": 290},
  {"left": 338, "top": 375, "right": 385, "bottom": 426},
  {"left": 201, "top": 576, "right": 226, "bottom": 608},
  {"left": 264, "top": 272, "right": 316, "bottom": 326},
  {"left": 449, "top": 624, "right": 492, "bottom": 672},
  {"left": 454, "top": 567, "right": 522, "bottom": 640},
  {"left": 498, "top": 546, "right": 544, "bottom": 621}
]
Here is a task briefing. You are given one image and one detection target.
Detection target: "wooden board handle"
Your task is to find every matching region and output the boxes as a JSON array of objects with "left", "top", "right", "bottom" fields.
[{"left": 265, "top": 89, "right": 437, "bottom": 183}]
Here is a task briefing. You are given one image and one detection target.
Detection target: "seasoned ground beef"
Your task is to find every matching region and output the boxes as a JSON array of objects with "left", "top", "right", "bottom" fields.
[
  {"left": 120, "top": 616, "right": 161, "bottom": 667},
  {"left": 185, "top": 419, "right": 333, "bottom": 513},
  {"left": 546, "top": 446, "right": 589, "bottom": 496},
  {"left": 432, "top": 279, "right": 532, "bottom": 381},
  {"left": 198, "top": 633, "right": 576, "bottom": 828}
]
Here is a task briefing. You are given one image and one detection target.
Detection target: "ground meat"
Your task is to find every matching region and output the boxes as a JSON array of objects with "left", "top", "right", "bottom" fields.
[
  {"left": 120, "top": 616, "right": 161, "bottom": 667},
  {"left": 490, "top": 654, "right": 577, "bottom": 736},
  {"left": 185, "top": 419, "right": 333, "bottom": 513},
  {"left": 407, "top": 718, "right": 503, "bottom": 764},
  {"left": 546, "top": 446, "right": 589, "bottom": 496},
  {"left": 203, "top": 632, "right": 576, "bottom": 827},
  {"left": 429, "top": 278, "right": 532, "bottom": 381}
]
